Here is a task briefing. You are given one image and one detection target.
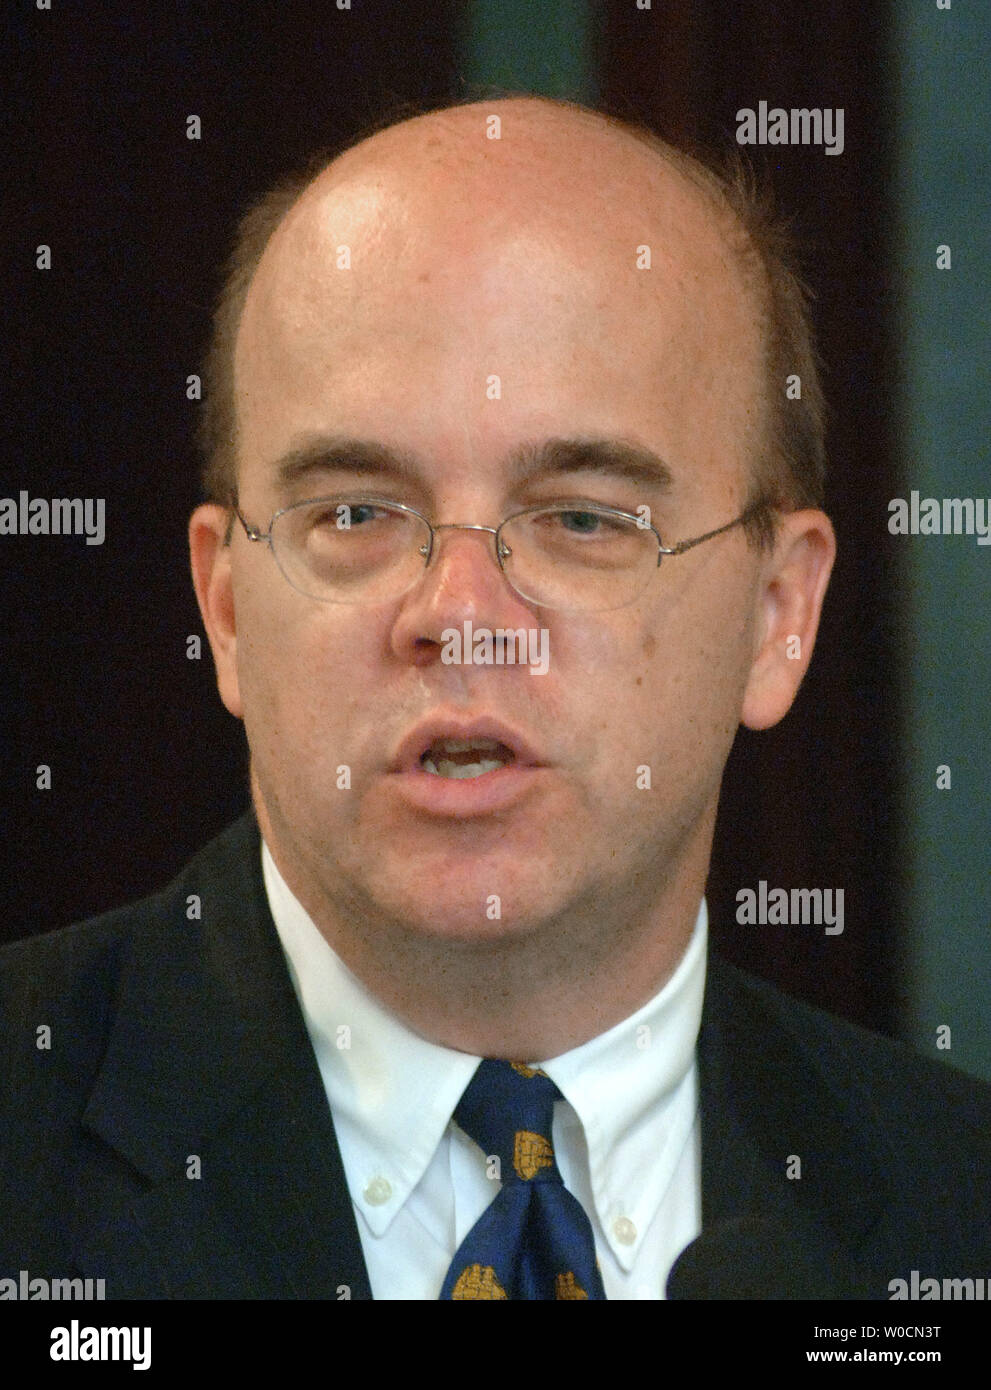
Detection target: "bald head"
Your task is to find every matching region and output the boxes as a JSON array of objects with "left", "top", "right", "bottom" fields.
[
  {"left": 253, "top": 96, "right": 747, "bottom": 261},
  {"left": 200, "top": 96, "right": 825, "bottom": 540}
]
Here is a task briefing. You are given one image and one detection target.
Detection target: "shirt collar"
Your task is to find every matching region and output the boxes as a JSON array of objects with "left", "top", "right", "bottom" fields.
[
  {"left": 263, "top": 838, "right": 705, "bottom": 1252},
  {"left": 263, "top": 841, "right": 478, "bottom": 1234},
  {"left": 538, "top": 903, "right": 706, "bottom": 1267}
]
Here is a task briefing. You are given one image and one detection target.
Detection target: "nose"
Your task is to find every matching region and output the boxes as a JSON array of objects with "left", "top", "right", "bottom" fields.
[{"left": 389, "top": 521, "right": 537, "bottom": 668}]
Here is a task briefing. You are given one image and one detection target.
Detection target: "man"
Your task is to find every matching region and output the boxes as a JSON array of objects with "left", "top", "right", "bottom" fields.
[{"left": 2, "top": 96, "right": 989, "bottom": 1301}]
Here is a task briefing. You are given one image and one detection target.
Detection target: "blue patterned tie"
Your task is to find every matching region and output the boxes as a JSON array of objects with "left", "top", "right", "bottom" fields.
[{"left": 439, "top": 1058, "right": 607, "bottom": 1300}]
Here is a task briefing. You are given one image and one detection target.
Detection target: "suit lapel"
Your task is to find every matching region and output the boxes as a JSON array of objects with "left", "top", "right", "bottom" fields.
[
  {"left": 697, "top": 953, "right": 890, "bottom": 1295},
  {"left": 77, "top": 814, "right": 373, "bottom": 1299}
]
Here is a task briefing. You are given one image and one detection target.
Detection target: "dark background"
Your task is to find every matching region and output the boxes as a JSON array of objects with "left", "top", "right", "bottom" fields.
[{"left": 4, "top": 2, "right": 901, "bottom": 1034}]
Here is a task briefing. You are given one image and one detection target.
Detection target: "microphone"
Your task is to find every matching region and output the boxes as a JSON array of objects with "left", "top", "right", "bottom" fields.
[{"left": 665, "top": 1217, "right": 867, "bottom": 1299}]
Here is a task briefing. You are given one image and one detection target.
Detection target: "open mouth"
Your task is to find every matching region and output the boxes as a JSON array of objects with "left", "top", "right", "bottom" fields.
[{"left": 419, "top": 738, "right": 516, "bottom": 780}]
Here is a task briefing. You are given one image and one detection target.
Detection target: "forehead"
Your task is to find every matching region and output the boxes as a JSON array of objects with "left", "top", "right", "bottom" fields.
[{"left": 234, "top": 108, "right": 765, "bottom": 498}]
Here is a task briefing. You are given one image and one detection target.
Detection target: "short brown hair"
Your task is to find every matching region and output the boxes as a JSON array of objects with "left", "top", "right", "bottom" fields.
[{"left": 198, "top": 97, "right": 827, "bottom": 550}]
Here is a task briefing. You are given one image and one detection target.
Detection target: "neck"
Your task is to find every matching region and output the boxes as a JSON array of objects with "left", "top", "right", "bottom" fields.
[{"left": 336, "top": 895, "right": 702, "bottom": 1058}]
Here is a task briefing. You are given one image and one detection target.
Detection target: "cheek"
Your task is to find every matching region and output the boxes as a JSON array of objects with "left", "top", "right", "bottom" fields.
[
  {"left": 552, "top": 617, "right": 676, "bottom": 779},
  {"left": 571, "top": 598, "right": 752, "bottom": 774},
  {"left": 234, "top": 587, "right": 376, "bottom": 765}
]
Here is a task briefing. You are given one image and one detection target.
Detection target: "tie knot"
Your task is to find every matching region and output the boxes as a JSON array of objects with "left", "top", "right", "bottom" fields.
[{"left": 454, "top": 1058, "right": 563, "bottom": 1184}]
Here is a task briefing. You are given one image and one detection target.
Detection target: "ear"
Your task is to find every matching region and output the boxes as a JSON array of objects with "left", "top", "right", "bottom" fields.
[
  {"left": 740, "top": 509, "right": 836, "bottom": 731},
  {"left": 189, "top": 504, "right": 244, "bottom": 719}
]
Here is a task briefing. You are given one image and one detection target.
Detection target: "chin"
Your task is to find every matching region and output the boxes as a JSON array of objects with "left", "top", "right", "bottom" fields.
[
  {"left": 387, "top": 900, "right": 550, "bottom": 947},
  {"left": 362, "top": 862, "right": 565, "bottom": 945}
]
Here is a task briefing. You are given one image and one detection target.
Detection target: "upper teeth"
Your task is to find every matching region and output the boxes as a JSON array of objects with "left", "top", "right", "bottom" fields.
[{"left": 430, "top": 738, "right": 503, "bottom": 754}]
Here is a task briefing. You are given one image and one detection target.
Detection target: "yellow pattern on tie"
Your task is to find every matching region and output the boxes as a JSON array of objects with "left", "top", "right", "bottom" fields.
[
  {"left": 513, "top": 1129, "right": 554, "bottom": 1181},
  {"left": 555, "top": 1272, "right": 589, "bottom": 1299},
  {"left": 509, "top": 1062, "right": 550, "bottom": 1079},
  {"left": 451, "top": 1263, "right": 509, "bottom": 1299}
]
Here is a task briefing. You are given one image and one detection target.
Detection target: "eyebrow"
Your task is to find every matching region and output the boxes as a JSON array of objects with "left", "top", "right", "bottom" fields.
[
  {"left": 509, "top": 438, "right": 674, "bottom": 492},
  {"left": 271, "top": 433, "right": 675, "bottom": 495},
  {"left": 275, "top": 437, "right": 422, "bottom": 490}
]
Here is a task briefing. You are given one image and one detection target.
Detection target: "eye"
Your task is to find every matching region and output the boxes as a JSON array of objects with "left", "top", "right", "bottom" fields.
[
  {"left": 542, "top": 507, "right": 632, "bottom": 538},
  {"left": 558, "top": 509, "right": 604, "bottom": 534},
  {"left": 307, "top": 500, "right": 390, "bottom": 528}
]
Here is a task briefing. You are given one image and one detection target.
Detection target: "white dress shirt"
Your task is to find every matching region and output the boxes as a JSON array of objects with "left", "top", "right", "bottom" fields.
[{"left": 262, "top": 840, "right": 706, "bottom": 1299}]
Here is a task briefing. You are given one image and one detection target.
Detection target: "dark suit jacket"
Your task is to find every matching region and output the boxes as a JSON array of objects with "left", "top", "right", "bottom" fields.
[{"left": 2, "top": 813, "right": 990, "bottom": 1299}]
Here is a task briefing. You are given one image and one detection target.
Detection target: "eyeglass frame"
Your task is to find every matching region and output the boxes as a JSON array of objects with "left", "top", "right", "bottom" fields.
[{"left": 224, "top": 492, "right": 779, "bottom": 609}]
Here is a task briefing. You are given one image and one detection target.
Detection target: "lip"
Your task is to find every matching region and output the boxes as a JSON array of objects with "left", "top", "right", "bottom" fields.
[{"left": 386, "top": 713, "right": 549, "bottom": 817}]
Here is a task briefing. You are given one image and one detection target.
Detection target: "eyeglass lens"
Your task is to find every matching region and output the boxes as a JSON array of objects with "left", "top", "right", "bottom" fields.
[{"left": 269, "top": 498, "right": 659, "bottom": 610}]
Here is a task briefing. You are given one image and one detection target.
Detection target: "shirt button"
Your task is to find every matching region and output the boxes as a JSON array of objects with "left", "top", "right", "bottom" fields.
[
  {"left": 613, "top": 1216, "right": 637, "bottom": 1245},
  {"left": 363, "top": 1176, "right": 393, "bottom": 1206}
]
